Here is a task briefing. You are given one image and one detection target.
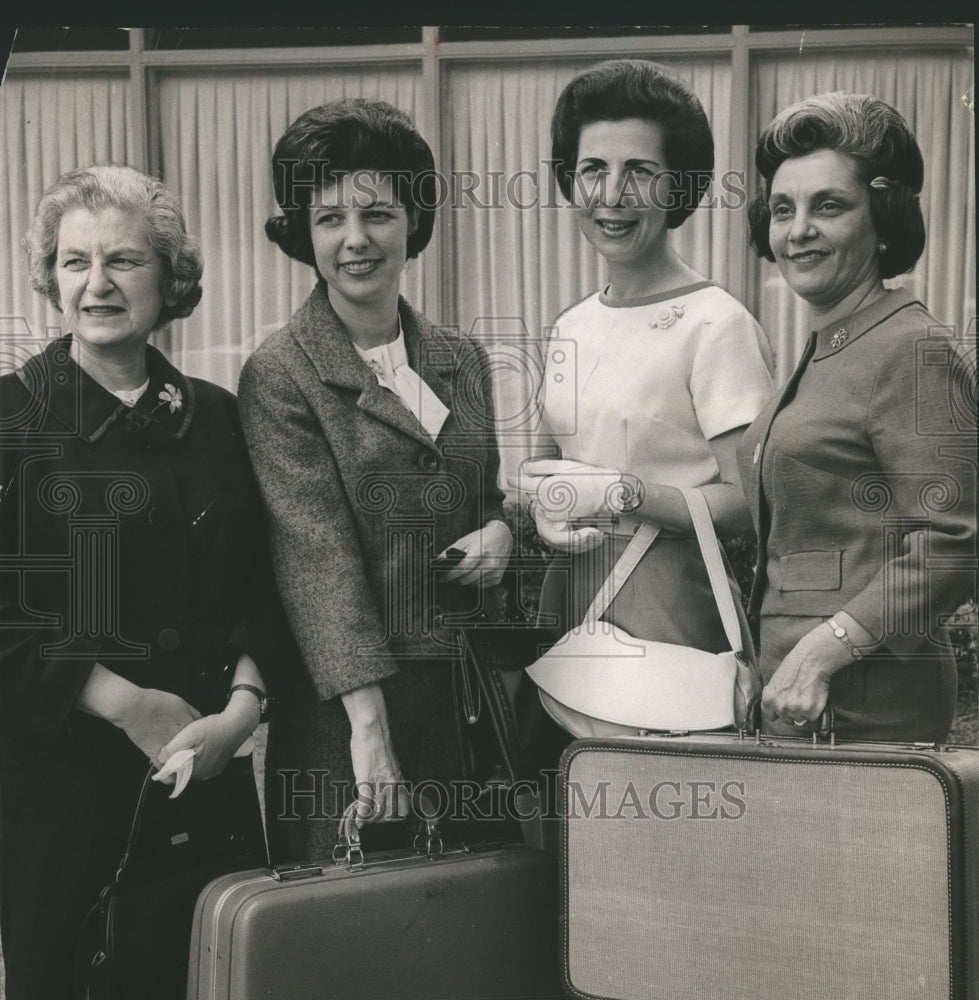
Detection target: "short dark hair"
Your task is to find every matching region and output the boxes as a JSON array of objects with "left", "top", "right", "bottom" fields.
[
  {"left": 25, "top": 164, "right": 203, "bottom": 328},
  {"left": 266, "top": 98, "right": 436, "bottom": 266},
  {"left": 550, "top": 59, "right": 715, "bottom": 229},
  {"left": 748, "top": 92, "right": 926, "bottom": 279}
]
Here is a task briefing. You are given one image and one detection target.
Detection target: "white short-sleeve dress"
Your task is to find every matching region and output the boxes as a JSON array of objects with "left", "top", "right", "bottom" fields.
[{"left": 537, "top": 280, "right": 774, "bottom": 650}]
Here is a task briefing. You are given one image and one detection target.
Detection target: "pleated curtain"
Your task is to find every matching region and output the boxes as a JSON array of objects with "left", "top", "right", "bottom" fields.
[
  {"left": 1, "top": 45, "right": 973, "bottom": 442},
  {"left": 0, "top": 73, "right": 137, "bottom": 359}
]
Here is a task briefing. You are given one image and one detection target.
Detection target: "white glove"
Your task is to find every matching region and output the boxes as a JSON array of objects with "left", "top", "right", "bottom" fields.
[
  {"left": 152, "top": 748, "right": 196, "bottom": 799},
  {"left": 511, "top": 458, "right": 632, "bottom": 521}
]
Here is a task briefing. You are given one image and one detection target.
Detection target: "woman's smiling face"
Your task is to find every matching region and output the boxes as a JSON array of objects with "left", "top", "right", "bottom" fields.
[
  {"left": 768, "top": 148, "right": 881, "bottom": 312},
  {"left": 309, "top": 173, "right": 415, "bottom": 311},
  {"left": 572, "top": 117, "right": 673, "bottom": 269}
]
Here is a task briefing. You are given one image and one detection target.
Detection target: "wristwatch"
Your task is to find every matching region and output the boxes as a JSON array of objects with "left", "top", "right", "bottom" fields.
[
  {"left": 825, "top": 618, "right": 864, "bottom": 660},
  {"left": 617, "top": 475, "right": 645, "bottom": 515},
  {"left": 228, "top": 683, "right": 272, "bottom": 722}
]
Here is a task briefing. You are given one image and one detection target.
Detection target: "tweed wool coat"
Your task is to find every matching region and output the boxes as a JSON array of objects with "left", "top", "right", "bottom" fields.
[
  {"left": 0, "top": 337, "right": 276, "bottom": 998},
  {"left": 238, "top": 282, "right": 506, "bottom": 702},
  {"left": 737, "top": 289, "right": 976, "bottom": 739},
  {"left": 238, "top": 284, "right": 507, "bottom": 855}
]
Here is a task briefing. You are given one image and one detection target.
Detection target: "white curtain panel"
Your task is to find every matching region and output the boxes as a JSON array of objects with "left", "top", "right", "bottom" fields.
[
  {"left": 153, "top": 65, "right": 425, "bottom": 389},
  {"left": 441, "top": 55, "right": 735, "bottom": 479},
  {"left": 0, "top": 72, "right": 137, "bottom": 369},
  {"left": 747, "top": 49, "right": 976, "bottom": 386}
]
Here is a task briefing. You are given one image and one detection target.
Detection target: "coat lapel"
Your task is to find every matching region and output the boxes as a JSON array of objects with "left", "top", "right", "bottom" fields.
[
  {"left": 17, "top": 336, "right": 195, "bottom": 448},
  {"left": 291, "top": 283, "right": 451, "bottom": 452},
  {"left": 401, "top": 300, "right": 458, "bottom": 413}
]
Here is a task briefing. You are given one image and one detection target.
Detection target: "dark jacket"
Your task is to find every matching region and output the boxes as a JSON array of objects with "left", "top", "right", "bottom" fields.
[{"left": 0, "top": 337, "right": 277, "bottom": 998}]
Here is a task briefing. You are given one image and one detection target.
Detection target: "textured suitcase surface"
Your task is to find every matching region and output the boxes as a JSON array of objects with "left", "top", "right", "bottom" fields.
[
  {"left": 187, "top": 842, "right": 562, "bottom": 1000},
  {"left": 561, "top": 734, "right": 979, "bottom": 1000}
]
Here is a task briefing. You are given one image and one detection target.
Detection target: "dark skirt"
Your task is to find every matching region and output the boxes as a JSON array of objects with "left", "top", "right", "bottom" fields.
[
  {"left": 265, "top": 658, "right": 467, "bottom": 863},
  {"left": 0, "top": 725, "right": 149, "bottom": 1000}
]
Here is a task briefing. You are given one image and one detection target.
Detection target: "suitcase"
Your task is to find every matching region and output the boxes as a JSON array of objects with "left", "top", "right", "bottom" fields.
[
  {"left": 187, "top": 838, "right": 563, "bottom": 1000},
  {"left": 560, "top": 732, "right": 979, "bottom": 1000}
]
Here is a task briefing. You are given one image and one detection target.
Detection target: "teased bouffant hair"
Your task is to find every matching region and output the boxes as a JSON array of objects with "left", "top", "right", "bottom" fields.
[
  {"left": 748, "top": 92, "right": 926, "bottom": 279},
  {"left": 266, "top": 98, "right": 436, "bottom": 266},
  {"left": 25, "top": 164, "right": 203, "bottom": 328},
  {"left": 550, "top": 59, "right": 715, "bottom": 229}
]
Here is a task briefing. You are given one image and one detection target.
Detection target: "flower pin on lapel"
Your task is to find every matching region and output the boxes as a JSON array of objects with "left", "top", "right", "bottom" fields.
[{"left": 154, "top": 383, "right": 183, "bottom": 415}]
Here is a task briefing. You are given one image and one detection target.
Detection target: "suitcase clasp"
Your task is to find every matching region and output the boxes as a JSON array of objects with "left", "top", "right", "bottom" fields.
[{"left": 270, "top": 863, "right": 324, "bottom": 882}]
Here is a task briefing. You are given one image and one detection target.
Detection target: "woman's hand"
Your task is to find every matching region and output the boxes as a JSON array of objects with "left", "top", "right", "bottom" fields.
[
  {"left": 440, "top": 519, "right": 513, "bottom": 588},
  {"left": 117, "top": 687, "right": 203, "bottom": 765},
  {"left": 158, "top": 690, "right": 260, "bottom": 781},
  {"left": 761, "top": 623, "right": 852, "bottom": 726},
  {"left": 341, "top": 684, "right": 410, "bottom": 826},
  {"left": 530, "top": 502, "right": 605, "bottom": 553},
  {"left": 509, "top": 458, "right": 628, "bottom": 522}
]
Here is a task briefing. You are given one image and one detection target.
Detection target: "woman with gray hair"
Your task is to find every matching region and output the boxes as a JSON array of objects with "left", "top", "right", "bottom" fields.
[
  {"left": 0, "top": 164, "right": 275, "bottom": 998},
  {"left": 740, "top": 93, "right": 975, "bottom": 740}
]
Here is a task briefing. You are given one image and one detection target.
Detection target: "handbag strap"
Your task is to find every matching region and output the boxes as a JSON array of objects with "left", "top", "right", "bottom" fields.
[
  {"left": 113, "top": 766, "right": 157, "bottom": 884},
  {"left": 581, "top": 489, "right": 744, "bottom": 659},
  {"left": 678, "top": 487, "right": 744, "bottom": 657},
  {"left": 582, "top": 522, "right": 660, "bottom": 625}
]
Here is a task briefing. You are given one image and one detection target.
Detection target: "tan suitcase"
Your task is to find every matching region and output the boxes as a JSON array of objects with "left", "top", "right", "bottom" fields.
[{"left": 561, "top": 733, "right": 979, "bottom": 1000}]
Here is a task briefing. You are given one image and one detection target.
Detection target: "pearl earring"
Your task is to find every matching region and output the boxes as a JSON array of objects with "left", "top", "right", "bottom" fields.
[{"left": 877, "top": 242, "right": 888, "bottom": 254}]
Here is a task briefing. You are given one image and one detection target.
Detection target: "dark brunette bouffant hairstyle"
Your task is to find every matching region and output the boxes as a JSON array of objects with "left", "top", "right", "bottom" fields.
[
  {"left": 549, "top": 59, "right": 715, "bottom": 229},
  {"left": 266, "top": 98, "right": 436, "bottom": 266},
  {"left": 25, "top": 164, "right": 203, "bottom": 328},
  {"left": 748, "top": 92, "right": 926, "bottom": 279}
]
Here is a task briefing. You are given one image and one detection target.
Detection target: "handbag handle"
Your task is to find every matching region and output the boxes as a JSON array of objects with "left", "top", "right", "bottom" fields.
[
  {"left": 678, "top": 487, "right": 744, "bottom": 659},
  {"left": 113, "top": 766, "right": 158, "bottom": 884},
  {"left": 582, "top": 488, "right": 743, "bottom": 660}
]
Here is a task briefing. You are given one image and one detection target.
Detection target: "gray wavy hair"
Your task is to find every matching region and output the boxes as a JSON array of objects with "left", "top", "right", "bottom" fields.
[{"left": 24, "top": 164, "right": 203, "bottom": 327}]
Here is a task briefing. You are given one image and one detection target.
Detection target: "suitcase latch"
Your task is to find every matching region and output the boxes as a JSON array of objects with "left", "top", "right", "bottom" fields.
[{"left": 270, "top": 863, "right": 324, "bottom": 882}]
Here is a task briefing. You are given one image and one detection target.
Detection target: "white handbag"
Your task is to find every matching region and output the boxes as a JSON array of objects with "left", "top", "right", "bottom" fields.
[{"left": 526, "top": 487, "right": 757, "bottom": 737}]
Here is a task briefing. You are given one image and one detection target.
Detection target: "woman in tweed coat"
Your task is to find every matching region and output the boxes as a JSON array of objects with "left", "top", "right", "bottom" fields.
[{"left": 239, "top": 99, "right": 512, "bottom": 858}]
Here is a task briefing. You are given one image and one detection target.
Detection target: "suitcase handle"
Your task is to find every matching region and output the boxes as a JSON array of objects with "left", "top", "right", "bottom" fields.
[
  {"left": 743, "top": 697, "right": 836, "bottom": 743},
  {"left": 332, "top": 790, "right": 444, "bottom": 869}
]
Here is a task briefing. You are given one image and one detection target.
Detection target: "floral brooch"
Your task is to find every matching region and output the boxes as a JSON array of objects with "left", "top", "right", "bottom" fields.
[
  {"left": 648, "top": 304, "right": 684, "bottom": 330},
  {"left": 152, "top": 383, "right": 183, "bottom": 416}
]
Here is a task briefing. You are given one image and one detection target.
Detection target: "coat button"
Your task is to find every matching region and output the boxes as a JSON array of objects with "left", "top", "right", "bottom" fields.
[
  {"left": 148, "top": 506, "right": 171, "bottom": 528},
  {"left": 752, "top": 443, "right": 761, "bottom": 464},
  {"left": 158, "top": 628, "right": 181, "bottom": 651},
  {"left": 417, "top": 453, "right": 441, "bottom": 472}
]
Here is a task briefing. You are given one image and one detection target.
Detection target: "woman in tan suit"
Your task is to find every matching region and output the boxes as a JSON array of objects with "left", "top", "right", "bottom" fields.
[
  {"left": 739, "top": 93, "right": 975, "bottom": 740},
  {"left": 239, "top": 99, "right": 512, "bottom": 857}
]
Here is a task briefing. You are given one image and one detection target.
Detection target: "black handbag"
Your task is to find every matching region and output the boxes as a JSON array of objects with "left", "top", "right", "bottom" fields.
[
  {"left": 452, "top": 568, "right": 559, "bottom": 788},
  {"left": 454, "top": 621, "right": 557, "bottom": 783},
  {"left": 76, "top": 755, "right": 268, "bottom": 1000}
]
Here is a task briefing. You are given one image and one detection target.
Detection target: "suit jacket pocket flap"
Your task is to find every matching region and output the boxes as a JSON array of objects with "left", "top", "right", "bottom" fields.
[{"left": 776, "top": 550, "right": 842, "bottom": 591}]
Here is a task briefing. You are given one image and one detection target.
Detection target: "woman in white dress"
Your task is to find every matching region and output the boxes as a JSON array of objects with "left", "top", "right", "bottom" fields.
[{"left": 516, "top": 60, "right": 774, "bottom": 729}]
